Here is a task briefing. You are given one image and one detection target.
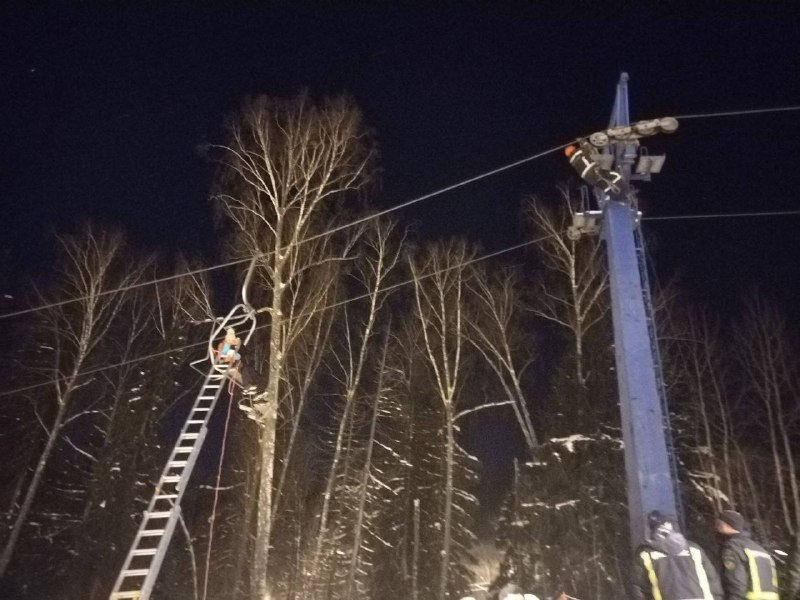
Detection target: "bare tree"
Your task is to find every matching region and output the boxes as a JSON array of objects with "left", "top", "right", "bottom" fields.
[
  {"left": 344, "top": 329, "right": 392, "bottom": 599},
  {"left": 75, "top": 256, "right": 213, "bottom": 599},
  {"left": 0, "top": 227, "right": 146, "bottom": 578},
  {"left": 735, "top": 292, "right": 800, "bottom": 533},
  {"left": 466, "top": 265, "right": 538, "bottom": 452},
  {"left": 304, "top": 220, "right": 403, "bottom": 596},
  {"left": 525, "top": 190, "right": 609, "bottom": 386},
  {"left": 212, "top": 92, "right": 375, "bottom": 598},
  {"left": 409, "top": 238, "right": 473, "bottom": 600},
  {"left": 660, "top": 304, "right": 735, "bottom": 513},
  {"left": 659, "top": 291, "right": 800, "bottom": 545}
]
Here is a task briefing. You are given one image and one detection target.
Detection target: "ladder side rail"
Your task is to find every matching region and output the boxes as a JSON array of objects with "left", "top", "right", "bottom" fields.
[
  {"left": 129, "top": 425, "right": 212, "bottom": 599},
  {"left": 110, "top": 362, "right": 228, "bottom": 600},
  {"left": 137, "top": 388, "right": 219, "bottom": 598},
  {"left": 633, "top": 226, "right": 685, "bottom": 525},
  {"left": 138, "top": 504, "right": 182, "bottom": 600}
]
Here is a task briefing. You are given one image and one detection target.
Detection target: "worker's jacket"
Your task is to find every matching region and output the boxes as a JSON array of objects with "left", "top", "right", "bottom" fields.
[
  {"left": 566, "top": 141, "right": 624, "bottom": 194},
  {"left": 632, "top": 530, "right": 724, "bottom": 600},
  {"left": 720, "top": 533, "right": 779, "bottom": 600}
]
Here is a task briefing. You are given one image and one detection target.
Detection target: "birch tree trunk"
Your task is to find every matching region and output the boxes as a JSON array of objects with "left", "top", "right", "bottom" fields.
[
  {"left": 212, "top": 93, "right": 374, "bottom": 598},
  {"left": 525, "top": 190, "right": 608, "bottom": 386},
  {"left": 0, "top": 227, "right": 141, "bottom": 578},
  {"left": 306, "top": 221, "right": 401, "bottom": 594},
  {"left": 345, "top": 329, "right": 392, "bottom": 599},
  {"left": 737, "top": 294, "right": 800, "bottom": 532},
  {"left": 409, "top": 239, "right": 473, "bottom": 600},
  {"left": 466, "top": 265, "right": 538, "bottom": 451}
]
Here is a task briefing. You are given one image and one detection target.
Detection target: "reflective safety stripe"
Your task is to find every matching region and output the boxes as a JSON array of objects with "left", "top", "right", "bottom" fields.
[
  {"left": 771, "top": 553, "right": 778, "bottom": 591},
  {"left": 640, "top": 551, "right": 663, "bottom": 600},
  {"left": 580, "top": 161, "right": 596, "bottom": 178},
  {"left": 744, "top": 549, "right": 780, "bottom": 600},
  {"left": 688, "top": 547, "right": 713, "bottom": 600}
]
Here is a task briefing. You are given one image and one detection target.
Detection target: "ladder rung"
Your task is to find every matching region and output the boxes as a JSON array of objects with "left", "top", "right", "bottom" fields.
[
  {"left": 168, "top": 460, "right": 188, "bottom": 468},
  {"left": 111, "top": 592, "right": 142, "bottom": 599},
  {"left": 174, "top": 447, "right": 193, "bottom": 454},
  {"left": 146, "top": 511, "right": 172, "bottom": 519},
  {"left": 187, "top": 420, "right": 205, "bottom": 425},
  {"left": 132, "top": 547, "right": 157, "bottom": 556},
  {"left": 198, "top": 395, "right": 216, "bottom": 399},
  {"left": 155, "top": 493, "right": 179, "bottom": 500},
  {"left": 193, "top": 407, "right": 211, "bottom": 411},
  {"left": 123, "top": 568, "right": 151, "bottom": 577},
  {"left": 138, "top": 529, "right": 165, "bottom": 537},
  {"left": 162, "top": 475, "right": 181, "bottom": 483},
  {"left": 181, "top": 433, "right": 199, "bottom": 440}
]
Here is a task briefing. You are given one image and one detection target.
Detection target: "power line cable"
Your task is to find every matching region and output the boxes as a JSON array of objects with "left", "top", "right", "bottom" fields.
[
  {"left": 643, "top": 209, "right": 800, "bottom": 222},
  {"left": 3, "top": 101, "right": 799, "bottom": 322},
  {"left": 0, "top": 236, "right": 541, "bottom": 398},
  {"left": 673, "top": 105, "right": 800, "bottom": 120},
  {"left": 0, "top": 141, "right": 569, "bottom": 322},
  {"left": 4, "top": 205, "right": 800, "bottom": 399},
  {"left": 0, "top": 258, "right": 248, "bottom": 322}
]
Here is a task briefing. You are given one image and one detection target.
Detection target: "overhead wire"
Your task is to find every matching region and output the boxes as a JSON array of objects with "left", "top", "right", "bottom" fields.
[
  {"left": 4, "top": 101, "right": 799, "bottom": 322},
  {"left": 0, "top": 141, "right": 570, "bottom": 322},
  {"left": 673, "top": 105, "right": 800, "bottom": 120},
  {"left": 643, "top": 209, "right": 800, "bottom": 222},
  {"left": 3, "top": 203, "right": 800, "bottom": 399},
  {"left": 0, "top": 235, "right": 542, "bottom": 398}
]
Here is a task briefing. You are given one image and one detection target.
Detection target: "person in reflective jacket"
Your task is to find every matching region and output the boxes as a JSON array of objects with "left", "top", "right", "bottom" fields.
[
  {"left": 716, "top": 510, "right": 779, "bottom": 600},
  {"left": 564, "top": 140, "right": 627, "bottom": 196},
  {"left": 632, "top": 510, "right": 723, "bottom": 600}
]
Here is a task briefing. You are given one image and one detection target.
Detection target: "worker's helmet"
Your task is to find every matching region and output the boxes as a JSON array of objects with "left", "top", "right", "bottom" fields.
[
  {"left": 564, "top": 145, "right": 577, "bottom": 157},
  {"left": 225, "top": 327, "right": 236, "bottom": 339}
]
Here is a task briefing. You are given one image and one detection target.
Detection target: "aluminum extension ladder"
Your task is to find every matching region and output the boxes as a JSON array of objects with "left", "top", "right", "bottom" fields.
[{"left": 109, "top": 360, "right": 231, "bottom": 600}]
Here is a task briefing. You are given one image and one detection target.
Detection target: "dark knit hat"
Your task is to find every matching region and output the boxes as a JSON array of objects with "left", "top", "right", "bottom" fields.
[
  {"left": 647, "top": 510, "right": 676, "bottom": 532},
  {"left": 719, "top": 510, "right": 746, "bottom": 532}
]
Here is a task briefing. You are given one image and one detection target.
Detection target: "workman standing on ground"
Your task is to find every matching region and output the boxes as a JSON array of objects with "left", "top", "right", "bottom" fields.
[
  {"left": 716, "top": 510, "right": 779, "bottom": 600},
  {"left": 632, "top": 510, "right": 723, "bottom": 600}
]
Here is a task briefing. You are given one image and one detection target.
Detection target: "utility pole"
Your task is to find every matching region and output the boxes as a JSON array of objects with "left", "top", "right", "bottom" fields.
[
  {"left": 603, "top": 73, "right": 679, "bottom": 546},
  {"left": 568, "top": 72, "right": 681, "bottom": 546}
]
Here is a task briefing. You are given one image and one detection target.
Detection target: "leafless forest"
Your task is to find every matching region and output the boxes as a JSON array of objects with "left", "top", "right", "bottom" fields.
[{"left": 1, "top": 94, "right": 798, "bottom": 600}]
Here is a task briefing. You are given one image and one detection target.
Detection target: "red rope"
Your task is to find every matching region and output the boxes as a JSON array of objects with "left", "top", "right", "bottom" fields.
[{"left": 201, "top": 385, "right": 235, "bottom": 600}]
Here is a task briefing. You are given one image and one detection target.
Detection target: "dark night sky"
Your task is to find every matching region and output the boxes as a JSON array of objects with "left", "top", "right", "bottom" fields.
[{"left": 3, "top": 5, "right": 800, "bottom": 515}]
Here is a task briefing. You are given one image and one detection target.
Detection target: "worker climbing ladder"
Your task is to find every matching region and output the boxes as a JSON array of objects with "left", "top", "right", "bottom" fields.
[{"left": 109, "top": 257, "right": 258, "bottom": 600}]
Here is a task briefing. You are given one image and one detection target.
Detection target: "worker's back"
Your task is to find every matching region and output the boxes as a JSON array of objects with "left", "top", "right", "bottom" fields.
[{"left": 632, "top": 511, "right": 722, "bottom": 600}]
